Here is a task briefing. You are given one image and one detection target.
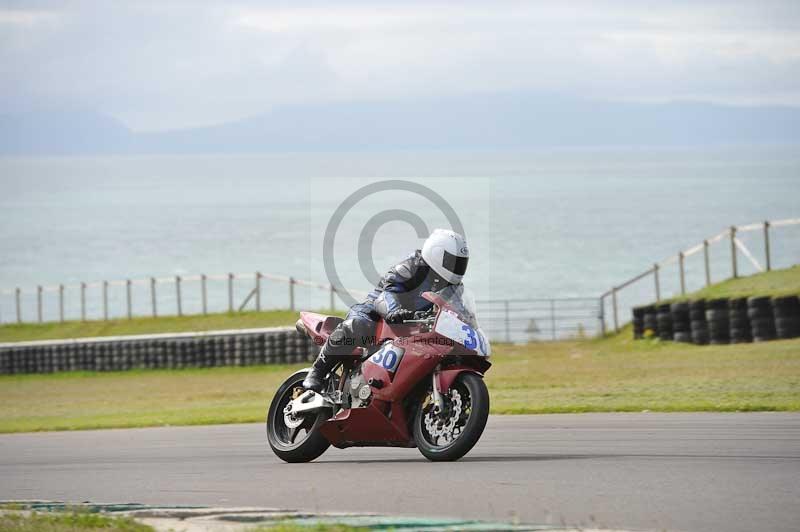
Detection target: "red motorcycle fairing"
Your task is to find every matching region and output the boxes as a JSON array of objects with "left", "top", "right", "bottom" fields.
[
  {"left": 319, "top": 398, "right": 414, "bottom": 448},
  {"left": 362, "top": 333, "right": 442, "bottom": 400},
  {"left": 298, "top": 311, "right": 343, "bottom": 347},
  {"left": 436, "top": 363, "right": 491, "bottom": 393},
  {"left": 320, "top": 337, "right": 440, "bottom": 448}
]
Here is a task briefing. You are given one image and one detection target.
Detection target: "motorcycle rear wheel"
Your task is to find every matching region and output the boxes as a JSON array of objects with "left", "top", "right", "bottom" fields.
[
  {"left": 413, "top": 372, "right": 489, "bottom": 462},
  {"left": 266, "top": 371, "right": 331, "bottom": 463}
]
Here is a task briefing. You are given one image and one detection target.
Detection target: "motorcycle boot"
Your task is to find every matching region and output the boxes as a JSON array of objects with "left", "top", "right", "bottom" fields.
[{"left": 302, "top": 318, "right": 365, "bottom": 392}]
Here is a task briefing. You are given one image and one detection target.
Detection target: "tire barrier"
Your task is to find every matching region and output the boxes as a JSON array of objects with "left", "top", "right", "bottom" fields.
[
  {"left": 642, "top": 305, "right": 659, "bottom": 337},
  {"left": 706, "top": 298, "right": 730, "bottom": 345},
  {"left": 670, "top": 301, "right": 691, "bottom": 343},
  {"left": 656, "top": 303, "right": 673, "bottom": 341},
  {"left": 729, "top": 297, "right": 752, "bottom": 344},
  {"left": 748, "top": 296, "right": 776, "bottom": 342},
  {"left": 0, "top": 327, "right": 319, "bottom": 375},
  {"left": 632, "top": 294, "right": 800, "bottom": 345},
  {"left": 689, "top": 299, "right": 709, "bottom": 345},
  {"left": 632, "top": 306, "right": 645, "bottom": 339},
  {"left": 772, "top": 296, "right": 800, "bottom": 340}
]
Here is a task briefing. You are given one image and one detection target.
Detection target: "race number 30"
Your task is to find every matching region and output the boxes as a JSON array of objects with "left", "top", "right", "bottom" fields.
[{"left": 368, "top": 343, "right": 405, "bottom": 373}]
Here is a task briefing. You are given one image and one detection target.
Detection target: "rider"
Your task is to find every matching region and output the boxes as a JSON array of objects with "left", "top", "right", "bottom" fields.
[{"left": 302, "top": 228, "right": 469, "bottom": 391}]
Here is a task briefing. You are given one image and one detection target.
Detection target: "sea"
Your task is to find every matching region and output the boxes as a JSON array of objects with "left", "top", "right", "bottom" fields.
[{"left": 1, "top": 146, "right": 799, "bottom": 330}]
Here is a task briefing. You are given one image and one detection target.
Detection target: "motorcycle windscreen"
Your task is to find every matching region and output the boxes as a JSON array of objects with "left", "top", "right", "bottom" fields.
[{"left": 434, "top": 309, "right": 490, "bottom": 357}]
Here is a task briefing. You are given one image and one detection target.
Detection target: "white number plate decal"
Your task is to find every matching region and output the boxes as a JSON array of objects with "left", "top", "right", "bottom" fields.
[
  {"left": 367, "top": 342, "right": 405, "bottom": 373},
  {"left": 435, "top": 310, "right": 490, "bottom": 357}
]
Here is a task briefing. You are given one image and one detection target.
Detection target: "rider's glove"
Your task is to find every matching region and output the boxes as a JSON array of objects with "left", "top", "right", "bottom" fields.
[{"left": 385, "top": 308, "right": 415, "bottom": 324}]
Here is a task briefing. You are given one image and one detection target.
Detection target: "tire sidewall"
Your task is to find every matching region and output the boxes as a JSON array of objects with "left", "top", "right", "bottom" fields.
[
  {"left": 413, "top": 372, "right": 490, "bottom": 462},
  {"left": 266, "top": 371, "right": 331, "bottom": 463}
]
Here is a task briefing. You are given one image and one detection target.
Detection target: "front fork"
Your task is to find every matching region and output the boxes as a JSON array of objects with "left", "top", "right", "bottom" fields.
[{"left": 431, "top": 364, "right": 444, "bottom": 414}]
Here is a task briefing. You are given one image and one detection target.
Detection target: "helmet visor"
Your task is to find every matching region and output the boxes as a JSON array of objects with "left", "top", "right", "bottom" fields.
[{"left": 442, "top": 250, "right": 469, "bottom": 275}]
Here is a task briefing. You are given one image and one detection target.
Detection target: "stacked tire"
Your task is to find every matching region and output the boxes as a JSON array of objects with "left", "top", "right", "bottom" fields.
[
  {"left": 656, "top": 304, "right": 673, "bottom": 341},
  {"left": 748, "top": 296, "right": 776, "bottom": 342},
  {"left": 729, "top": 297, "right": 752, "bottom": 343},
  {"left": 643, "top": 305, "right": 659, "bottom": 338},
  {"left": 670, "top": 302, "right": 691, "bottom": 343},
  {"left": 772, "top": 296, "right": 800, "bottom": 340},
  {"left": 706, "top": 298, "right": 730, "bottom": 345},
  {"left": 632, "top": 307, "right": 645, "bottom": 339},
  {"left": 689, "top": 299, "right": 709, "bottom": 345}
]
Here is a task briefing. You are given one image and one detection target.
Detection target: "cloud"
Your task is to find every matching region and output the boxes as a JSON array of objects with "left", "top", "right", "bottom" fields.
[{"left": 1, "top": 0, "right": 799, "bottom": 131}]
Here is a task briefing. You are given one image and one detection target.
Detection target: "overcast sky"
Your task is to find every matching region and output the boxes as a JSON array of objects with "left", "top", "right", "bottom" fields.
[{"left": 2, "top": 0, "right": 799, "bottom": 131}]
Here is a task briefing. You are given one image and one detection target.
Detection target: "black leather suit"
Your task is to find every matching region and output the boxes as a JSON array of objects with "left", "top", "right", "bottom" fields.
[{"left": 324, "top": 250, "right": 449, "bottom": 357}]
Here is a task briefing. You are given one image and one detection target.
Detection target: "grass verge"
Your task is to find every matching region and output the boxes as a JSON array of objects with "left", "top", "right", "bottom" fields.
[
  {"left": 0, "top": 310, "right": 345, "bottom": 344},
  {"left": 0, "top": 511, "right": 152, "bottom": 532},
  {"left": 669, "top": 265, "right": 800, "bottom": 301},
  {"left": 1, "top": 333, "right": 798, "bottom": 433}
]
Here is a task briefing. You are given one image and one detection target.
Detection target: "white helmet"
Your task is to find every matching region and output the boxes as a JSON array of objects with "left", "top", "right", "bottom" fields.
[{"left": 421, "top": 228, "right": 469, "bottom": 284}]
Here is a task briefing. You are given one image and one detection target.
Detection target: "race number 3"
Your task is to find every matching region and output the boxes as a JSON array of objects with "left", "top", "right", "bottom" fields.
[{"left": 462, "top": 324, "right": 478, "bottom": 350}]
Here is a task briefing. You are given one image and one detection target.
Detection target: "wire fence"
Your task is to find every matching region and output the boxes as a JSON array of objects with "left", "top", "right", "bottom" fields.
[
  {"left": 476, "top": 298, "right": 603, "bottom": 343},
  {"left": 0, "top": 268, "right": 602, "bottom": 343},
  {"left": 600, "top": 218, "right": 800, "bottom": 334},
  {"left": 0, "top": 272, "right": 369, "bottom": 325}
]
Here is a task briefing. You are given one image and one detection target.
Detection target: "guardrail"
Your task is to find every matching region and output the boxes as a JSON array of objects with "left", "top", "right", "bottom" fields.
[{"left": 600, "top": 218, "right": 800, "bottom": 334}]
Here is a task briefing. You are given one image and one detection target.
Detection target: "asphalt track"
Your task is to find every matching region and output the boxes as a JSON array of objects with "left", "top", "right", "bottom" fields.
[{"left": 1, "top": 413, "right": 799, "bottom": 532}]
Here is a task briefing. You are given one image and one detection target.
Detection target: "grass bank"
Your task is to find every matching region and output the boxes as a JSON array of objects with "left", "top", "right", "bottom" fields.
[
  {"left": 0, "top": 310, "right": 346, "bottom": 343},
  {"left": 670, "top": 265, "right": 800, "bottom": 301},
  {"left": 0, "top": 510, "right": 357, "bottom": 532},
  {"left": 0, "top": 511, "right": 152, "bottom": 532},
  {"left": 1, "top": 334, "right": 798, "bottom": 433}
]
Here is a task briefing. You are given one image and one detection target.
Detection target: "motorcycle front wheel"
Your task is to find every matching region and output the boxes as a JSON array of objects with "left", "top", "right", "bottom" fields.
[
  {"left": 413, "top": 372, "right": 489, "bottom": 462},
  {"left": 266, "top": 371, "right": 331, "bottom": 463}
]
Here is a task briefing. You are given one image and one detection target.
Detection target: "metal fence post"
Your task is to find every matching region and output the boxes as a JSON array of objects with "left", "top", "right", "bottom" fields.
[
  {"left": 80, "top": 282, "right": 86, "bottom": 321},
  {"left": 150, "top": 277, "right": 157, "bottom": 317},
  {"left": 653, "top": 264, "right": 661, "bottom": 302},
  {"left": 763, "top": 220, "right": 771, "bottom": 271},
  {"left": 175, "top": 275, "right": 182, "bottom": 316},
  {"left": 330, "top": 285, "right": 335, "bottom": 311},
  {"left": 504, "top": 300, "right": 510, "bottom": 343},
  {"left": 289, "top": 277, "right": 295, "bottom": 311},
  {"left": 201, "top": 274, "right": 208, "bottom": 315},
  {"left": 730, "top": 226, "right": 738, "bottom": 278},
  {"left": 102, "top": 280, "right": 109, "bottom": 320},
  {"left": 227, "top": 273, "right": 234, "bottom": 313},
  {"left": 611, "top": 287, "right": 619, "bottom": 334},
  {"left": 15, "top": 287, "right": 21, "bottom": 324},
  {"left": 126, "top": 279, "right": 132, "bottom": 319},
  {"left": 58, "top": 284, "right": 64, "bottom": 322},
  {"left": 255, "top": 272, "right": 261, "bottom": 312},
  {"left": 678, "top": 252, "right": 686, "bottom": 295},
  {"left": 550, "top": 299, "right": 556, "bottom": 341},
  {"left": 37, "top": 285, "right": 42, "bottom": 323},
  {"left": 703, "top": 240, "right": 711, "bottom": 286}
]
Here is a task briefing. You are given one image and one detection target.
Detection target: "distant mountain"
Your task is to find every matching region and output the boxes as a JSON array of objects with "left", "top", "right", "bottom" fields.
[
  {"left": 2, "top": 93, "right": 799, "bottom": 155},
  {"left": 0, "top": 109, "right": 134, "bottom": 155}
]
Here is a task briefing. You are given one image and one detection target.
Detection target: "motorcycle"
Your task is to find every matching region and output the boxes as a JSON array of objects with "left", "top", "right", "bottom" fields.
[{"left": 266, "top": 284, "right": 491, "bottom": 462}]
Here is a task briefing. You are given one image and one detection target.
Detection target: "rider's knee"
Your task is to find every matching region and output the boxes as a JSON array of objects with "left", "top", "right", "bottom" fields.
[{"left": 329, "top": 317, "right": 374, "bottom": 349}]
